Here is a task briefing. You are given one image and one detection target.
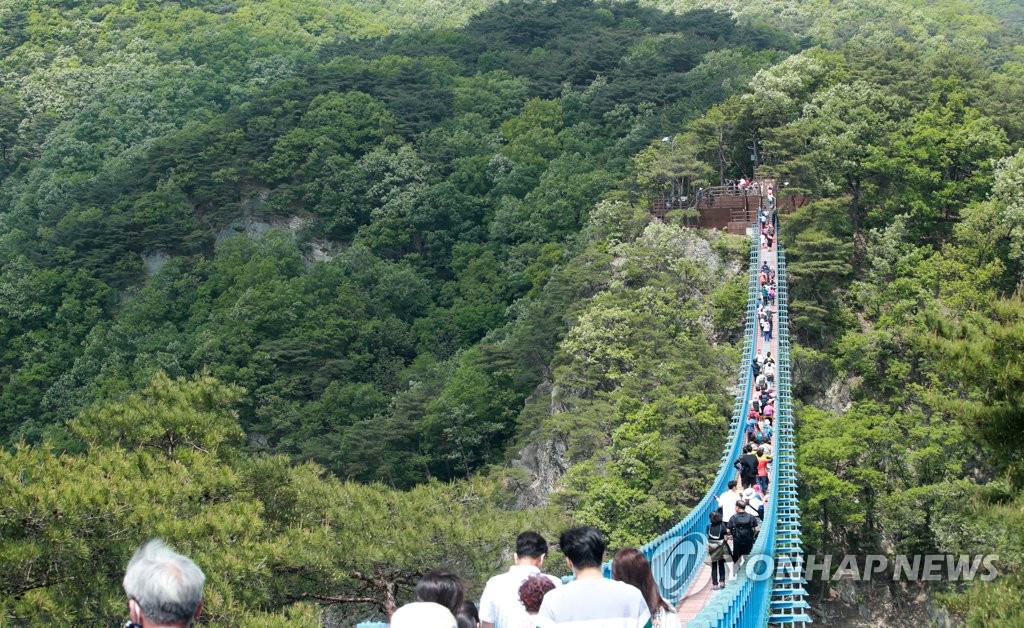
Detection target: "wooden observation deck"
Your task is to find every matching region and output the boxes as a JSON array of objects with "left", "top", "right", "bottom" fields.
[{"left": 652, "top": 181, "right": 806, "bottom": 235}]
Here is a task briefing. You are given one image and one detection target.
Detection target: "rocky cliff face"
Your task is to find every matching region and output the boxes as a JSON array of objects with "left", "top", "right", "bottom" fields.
[
  {"left": 511, "top": 437, "right": 570, "bottom": 510},
  {"left": 813, "top": 580, "right": 958, "bottom": 627},
  {"left": 506, "top": 376, "right": 570, "bottom": 509}
]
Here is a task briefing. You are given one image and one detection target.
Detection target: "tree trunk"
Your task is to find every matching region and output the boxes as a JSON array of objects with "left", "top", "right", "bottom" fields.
[{"left": 382, "top": 575, "right": 398, "bottom": 618}]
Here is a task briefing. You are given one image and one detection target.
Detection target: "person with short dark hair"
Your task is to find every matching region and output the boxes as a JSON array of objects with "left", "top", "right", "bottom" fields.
[
  {"left": 739, "top": 444, "right": 759, "bottom": 489},
  {"left": 416, "top": 570, "right": 466, "bottom": 615},
  {"left": 123, "top": 539, "right": 205, "bottom": 628},
  {"left": 538, "top": 526, "right": 650, "bottom": 627},
  {"left": 717, "top": 480, "right": 741, "bottom": 518},
  {"left": 727, "top": 501, "right": 760, "bottom": 565},
  {"left": 479, "top": 532, "right": 560, "bottom": 628}
]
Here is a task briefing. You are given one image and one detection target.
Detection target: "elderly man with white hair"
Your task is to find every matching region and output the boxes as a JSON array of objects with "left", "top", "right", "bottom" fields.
[{"left": 123, "top": 539, "right": 205, "bottom": 628}]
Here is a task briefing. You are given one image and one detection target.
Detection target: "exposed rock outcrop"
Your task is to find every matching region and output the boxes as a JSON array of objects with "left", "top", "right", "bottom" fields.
[{"left": 511, "top": 437, "right": 569, "bottom": 510}]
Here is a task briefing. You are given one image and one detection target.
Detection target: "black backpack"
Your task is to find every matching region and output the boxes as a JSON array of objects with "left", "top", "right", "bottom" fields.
[{"left": 732, "top": 513, "right": 757, "bottom": 544}]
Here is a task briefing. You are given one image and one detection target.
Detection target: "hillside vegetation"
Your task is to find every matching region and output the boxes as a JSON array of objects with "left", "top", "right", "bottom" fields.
[{"left": 1, "top": 0, "right": 1023, "bottom": 625}]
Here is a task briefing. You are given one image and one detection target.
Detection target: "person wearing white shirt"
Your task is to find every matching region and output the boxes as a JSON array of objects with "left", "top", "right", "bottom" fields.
[
  {"left": 743, "top": 488, "right": 764, "bottom": 519},
  {"left": 479, "top": 532, "right": 560, "bottom": 628},
  {"left": 717, "top": 480, "right": 741, "bottom": 518},
  {"left": 538, "top": 526, "right": 650, "bottom": 627}
]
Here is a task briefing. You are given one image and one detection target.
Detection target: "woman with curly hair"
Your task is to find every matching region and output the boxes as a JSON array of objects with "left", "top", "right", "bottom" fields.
[{"left": 517, "top": 573, "right": 557, "bottom": 628}]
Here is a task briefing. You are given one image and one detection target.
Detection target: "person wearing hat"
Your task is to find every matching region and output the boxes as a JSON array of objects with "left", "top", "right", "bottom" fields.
[
  {"left": 741, "top": 489, "right": 761, "bottom": 517},
  {"left": 753, "top": 484, "right": 767, "bottom": 515},
  {"left": 744, "top": 487, "right": 764, "bottom": 520}
]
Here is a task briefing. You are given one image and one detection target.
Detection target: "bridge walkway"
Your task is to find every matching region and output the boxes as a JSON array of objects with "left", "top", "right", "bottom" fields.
[{"left": 675, "top": 225, "right": 781, "bottom": 624}]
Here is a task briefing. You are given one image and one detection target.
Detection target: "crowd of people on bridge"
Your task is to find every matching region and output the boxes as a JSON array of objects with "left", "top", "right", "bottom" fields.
[
  {"left": 705, "top": 227, "right": 780, "bottom": 591},
  {"left": 394, "top": 527, "right": 681, "bottom": 627},
  {"left": 119, "top": 529, "right": 681, "bottom": 628},
  {"left": 759, "top": 189, "right": 778, "bottom": 249}
]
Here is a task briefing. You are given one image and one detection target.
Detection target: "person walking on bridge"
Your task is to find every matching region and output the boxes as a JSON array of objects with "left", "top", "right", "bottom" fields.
[
  {"left": 718, "top": 480, "right": 741, "bottom": 518},
  {"left": 612, "top": 548, "right": 680, "bottom": 627},
  {"left": 727, "top": 501, "right": 760, "bottom": 567},
  {"left": 480, "top": 531, "right": 560, "bottom": 628},
  {"left": 538, "top": 526, "right": 650, "bottom": 627},
  {"left": 737, "top": 444, "right": 758, "bottom": 489},
  {"left": 706, "top": 511, "right": 729, "bottom": 590}
]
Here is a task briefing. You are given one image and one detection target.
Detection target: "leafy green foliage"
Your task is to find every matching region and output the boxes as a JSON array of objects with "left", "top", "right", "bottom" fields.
[
  {"left": 547, "top": 224, "right": 740, "bottom": 544},
  {"left": 0, "top": 0, "right": 795, "bottom": 489},
  {"left": 0, "top": 372, "right": 564, "bottom": 624},
  {"left": 3, "top": 0, "right": 1024, "bottom": 621},
  {"left": 922, "top": 298, "right": 1024, "bottom": 487}
]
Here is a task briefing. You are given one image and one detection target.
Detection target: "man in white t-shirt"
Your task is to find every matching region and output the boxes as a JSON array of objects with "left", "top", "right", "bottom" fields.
[
  {"left": 538, "top": 526, "right": 650, "bottom": 627},
  {"left": 718, "top": 480, "right": 741, "bottom": 518},
  {"left": 479, "top": 531, "right": 561, "bottom": 628}
]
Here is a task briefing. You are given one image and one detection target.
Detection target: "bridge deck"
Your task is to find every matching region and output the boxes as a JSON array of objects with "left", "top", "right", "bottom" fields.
[{"left": 675, "top": 225, "right": 779, "bottom": 624}]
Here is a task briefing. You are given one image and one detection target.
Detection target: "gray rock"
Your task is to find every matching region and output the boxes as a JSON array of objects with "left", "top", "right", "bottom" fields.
[
  {"left": 835, "top": 576, "right": 858, "bottom": 605},
  {"left": 512, "top": 438, "right": 569, "bottom": 509},
  {"left": 926, "top": 597, "right": 955, "bottom": 628}
]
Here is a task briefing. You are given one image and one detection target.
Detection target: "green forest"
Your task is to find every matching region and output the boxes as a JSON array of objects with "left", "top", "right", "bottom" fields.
[{"left": 1, "top": 0, "right": 1023, "bottom": 625}]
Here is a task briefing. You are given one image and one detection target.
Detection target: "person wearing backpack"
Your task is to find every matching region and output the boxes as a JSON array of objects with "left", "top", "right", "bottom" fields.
[
  {"left": 727, "top": 501, "right": 760, "bottom": 565},
  {"left": 747, "top": 404, "right": 761, "bottom": 423},
  {"left": 754, "top": 372, "right": 768, "bottom": 391},
  {"left": 705, "top": 511, "right": 729, "bottom": 590},
  {"left": 745, "top": 418, "right": 763, "bottom": 445}
]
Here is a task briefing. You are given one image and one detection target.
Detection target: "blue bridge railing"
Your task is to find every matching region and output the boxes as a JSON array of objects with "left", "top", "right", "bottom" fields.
[
  {"left": 688, "top": 236, "right": 810, "bottom": 627},
  {"left": 362, "top": 224, "right": 808, "bottom": 627},
  {"left": 598, "top": 229, "right": 763, "bottom": 601}
]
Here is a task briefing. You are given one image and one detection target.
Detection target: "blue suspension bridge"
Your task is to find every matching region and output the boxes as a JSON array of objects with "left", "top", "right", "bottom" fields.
[
  {"left": 361, "top": 186, "right": 810, "bottom": 627},
  {"left": 613, "top": 204, "right": 810, "bottom": 626}
]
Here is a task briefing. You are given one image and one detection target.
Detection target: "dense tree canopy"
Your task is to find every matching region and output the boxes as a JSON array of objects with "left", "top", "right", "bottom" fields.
[{"left": 2, "top": 0, "right": 1024, "bottom": 624}]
